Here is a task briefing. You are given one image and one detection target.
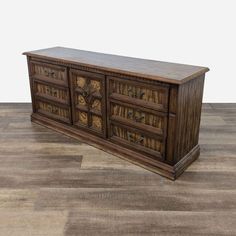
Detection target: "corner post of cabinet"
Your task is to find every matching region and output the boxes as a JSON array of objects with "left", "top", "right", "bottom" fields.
[
  {"left": 26, "top": 56, "right": 36, "bottom": 113},
  {"left": 165, "top": 84, "right": 178, "bottom": 165}
]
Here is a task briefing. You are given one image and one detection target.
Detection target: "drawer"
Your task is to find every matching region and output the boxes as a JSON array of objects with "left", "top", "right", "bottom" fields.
[
  {"left": 35, "top": 99, "right": 71, "bottom": 124},
  {"left": 107, "top": 76, "right": 169, "bottom": 112},
  {"left": 70, "top": 69, "right": 106, "bottom": 137},
  {"left": 33, "top": 80, "right": 70, "bottom": 105},
  {"left": 30, "top": 61, "right": 68, "bottom": 86},
  {"left": 110, "top": 122, "right": 165, "bottom": 160},
  {"left": 109, "top": 100, "right": 167, "bottom": 136}
]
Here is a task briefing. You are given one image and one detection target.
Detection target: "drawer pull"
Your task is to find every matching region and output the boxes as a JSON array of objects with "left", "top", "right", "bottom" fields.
[
  {"left": 127, "top": 110, "right": 145, "bottom": 122},
  {"left": 127, "top": 132, "right": 144, "bottom": 144},
  {"left": 127, "top": 110, "right": 133, "bottom": 118},
  {"left": 52, "top": 88, "right": 58, "bottom": 97},
  {"left": 44, "top": 69, "right": 55, "bottom": 77},
  {"left": 134, "top": 114, "right": 145, "bottom": 122},
  {"left": 45, "top": 87, "right": 58, "bottom": 97},
  {"left": 128, "top": 88, "right": 145, "bottom": 99},
  {"left": 52, "top": 107, "right": 59, "bottom": 115}
]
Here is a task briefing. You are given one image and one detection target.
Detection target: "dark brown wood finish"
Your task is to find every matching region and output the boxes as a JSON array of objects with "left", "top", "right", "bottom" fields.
[
  {"left": 23, "top": 47, "right": 209, "bottom": 180},
  {"left": 70, "top": 69, "right": 106, "bottom": 138}
]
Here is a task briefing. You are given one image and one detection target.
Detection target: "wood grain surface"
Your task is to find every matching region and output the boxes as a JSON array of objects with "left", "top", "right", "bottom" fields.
[
  {"left": 23, "top": 47, "right": 209, "bottom": 84},
  {"left": 0, "top": 103, "right": 235, "bottom": 235}
]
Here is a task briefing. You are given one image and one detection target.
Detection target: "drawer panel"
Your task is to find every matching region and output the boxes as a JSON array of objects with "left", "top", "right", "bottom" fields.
[
  {"left": 108, "top": 76, "right": 169, "bottom": 112},
  {"left": 35, "top": 99, "right": 71, "bottom": 124},
  {"left": 110, "top": 122, "right": 165, "bottom": 160},
  {"left": 33, "top": 80, "right": 70, "bottom": 105},
  {"left": 30, "top": 61, "right": 68, "bottom": 86},
  {"left": 70, "top": 69, "right": 106, "bottom": 137},
  {"left": 109, "top": 100, "right": 167, "bottom": 136}
]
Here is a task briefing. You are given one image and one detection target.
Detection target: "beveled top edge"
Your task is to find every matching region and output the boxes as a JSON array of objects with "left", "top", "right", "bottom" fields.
[{"left": 23, "top": 47, "right": 209, "bottom": 84}]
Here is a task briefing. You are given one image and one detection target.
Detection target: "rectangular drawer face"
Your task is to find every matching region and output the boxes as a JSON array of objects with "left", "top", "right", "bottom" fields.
[
  {"left": 110, "top": 101, "right": 167, "bottom": 136},
  {"left": 35, "top": 99, "right": 71, "bottom": 124},
  {"left": 70, "top": 69, "right": 106, "bottom": 137},
  {"left": 108, "top": 76, "right": 169, "bottom": 112},
  {"left": 30, "top": 61, "right": 68, "bottom": 86},
  {"left": 110, "top": 122, "right": 165, "bottom": 160},
  {"left": 33, "top": 80, "right": 70, "bottom": 105}
]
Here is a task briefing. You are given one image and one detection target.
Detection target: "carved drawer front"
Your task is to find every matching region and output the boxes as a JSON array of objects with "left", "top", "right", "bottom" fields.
[
  {"left": 33, "top": 80, "right": 69, "bottom": 105},
  {"left": 109, "top": 101, "right": 167, "bottom": 136},
  {"left": 35, "top": 99, "right": 71, "bottom": 124},
  {"left": 30, "top": 61, "right": 68, "bottom": 86},
  {"left": 110, "top": 122, "right": 165, "bottom": 160},
  {"left": 108, "top": 76, "right": 169, "bottom": 112},
  {"left": 70, "top": 69, "right": 106, "bottom": 137}
]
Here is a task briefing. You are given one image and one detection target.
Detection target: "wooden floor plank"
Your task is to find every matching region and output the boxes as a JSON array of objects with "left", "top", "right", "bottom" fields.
[
  {"left": 0, "top": 103, "right": 236, "bottom": 235},
  {"left": 64, "top": 210, "right": 236, "bottom": 236}
]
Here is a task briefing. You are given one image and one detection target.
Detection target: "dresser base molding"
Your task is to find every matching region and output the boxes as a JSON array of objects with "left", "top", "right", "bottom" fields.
[{"left": 31, "top": 113, "right": 200, "bottom": 180}]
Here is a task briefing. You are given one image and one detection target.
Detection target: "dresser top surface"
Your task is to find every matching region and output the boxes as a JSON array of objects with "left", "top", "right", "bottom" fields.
[{"left": 23, "top": 47, "right": 209, "bottom": 84}]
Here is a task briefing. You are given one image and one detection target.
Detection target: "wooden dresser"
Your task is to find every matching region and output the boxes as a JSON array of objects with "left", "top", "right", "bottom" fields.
[{"left": 23, "top": 47, "right": 209, "bottom": 180}]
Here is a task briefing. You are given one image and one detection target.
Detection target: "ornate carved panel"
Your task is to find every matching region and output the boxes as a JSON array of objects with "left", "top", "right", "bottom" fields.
[
  {"left": 91, "top": 99, "right": 101, "bottom": 112},
  {"left": 91, "top": 115, "right": 102, "bottom": 131},
  {"left": 70, "top": 69, "right": 106, "bottom": 136},
  {"left": 76, "top": 110, "right": 88, "bottom": 126}
]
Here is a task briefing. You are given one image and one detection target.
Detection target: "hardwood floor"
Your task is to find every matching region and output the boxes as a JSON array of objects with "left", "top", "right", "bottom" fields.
[{"left": 0, "top": 103, "right": 235, "bottom": 236}]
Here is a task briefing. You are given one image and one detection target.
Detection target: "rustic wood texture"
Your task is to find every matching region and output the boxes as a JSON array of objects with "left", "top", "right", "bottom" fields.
[
  {"left": 23, "top": 47, "right": 209, "bottom": 84},
  {"left": 70, "top": 69, "right": 106, "bottom": 137},
  {"left": 0, "top": 103, "right": 235, "bottom": 235}
]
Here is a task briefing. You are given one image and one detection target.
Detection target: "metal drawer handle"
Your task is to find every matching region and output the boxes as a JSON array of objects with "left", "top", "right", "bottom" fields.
[
  {"left": 127, "top": 110, "right": 133, "bottom": 118},
  {"left": 52, "top": 107, "right": 59, "bottom": 115},
  {"left": 137, "top": 136, "right": 144, "bottom": 144},
  {"left": 127, "top": 110, "right": 145, "bottom": 122},
  {"left": 127, "top": 132, "right": 144, "bottom": 144},
  {"left": 44, "top": 70, "right": 55, "bottom": 77},
  {"left": 52, "top": 88, "right": 58, "bottom": 97},
  {"left": 127, "top": 131, "right": 135, "bottom": 142},
  {"left": 128, "top": 88, "right": 145, "bottom": 99},
  {"left": 134, "top": 113, "right": 145, "bottom": 122}
]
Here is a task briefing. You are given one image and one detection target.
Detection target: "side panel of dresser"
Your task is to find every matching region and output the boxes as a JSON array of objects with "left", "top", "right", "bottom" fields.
[
  {"left": 166, "top": 74, "right": 205, "bottom": 164},
  {"left": 69, "top": 69, "right": 106, "bottom": 138}
]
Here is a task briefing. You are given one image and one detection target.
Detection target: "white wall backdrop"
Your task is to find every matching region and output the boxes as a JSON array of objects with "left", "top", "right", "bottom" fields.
[{"left": 0, "top": 0, "right": 235, "bottom": 102}]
